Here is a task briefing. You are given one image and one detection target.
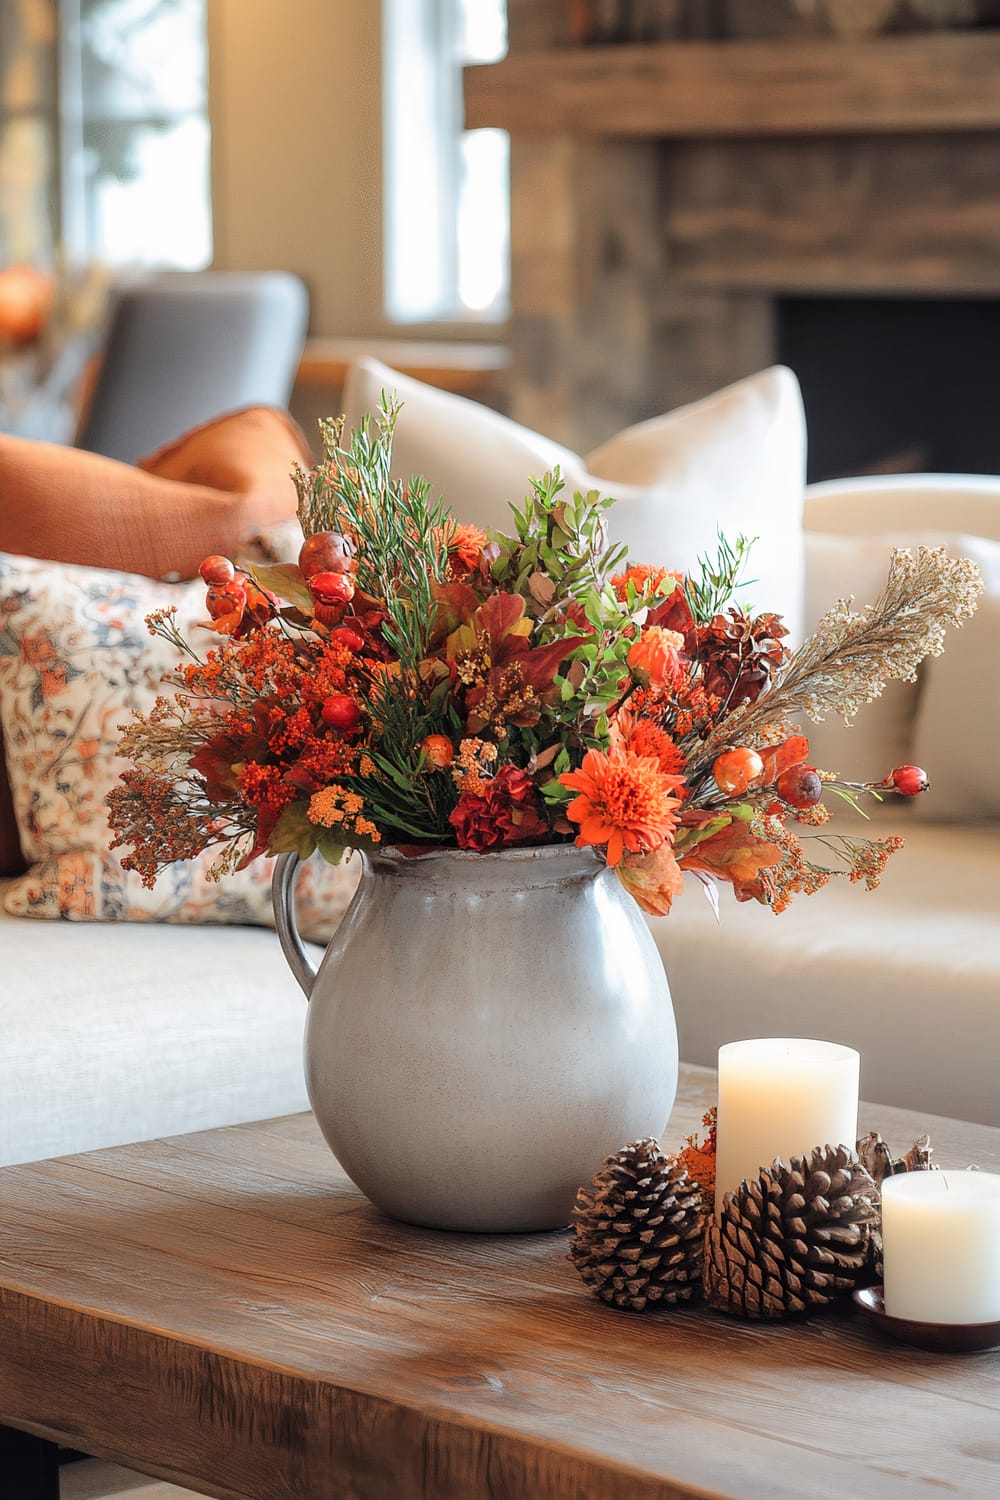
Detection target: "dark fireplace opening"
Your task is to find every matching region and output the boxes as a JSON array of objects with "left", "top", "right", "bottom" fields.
[{"left": 776, "top": 297, "right": 1000, "bottom": 484}]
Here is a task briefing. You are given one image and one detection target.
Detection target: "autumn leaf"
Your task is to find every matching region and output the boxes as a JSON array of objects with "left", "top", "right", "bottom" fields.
[
  {"left": 514, "top": 635, "right": 588, "bottom": 696},
  {"left": 617, "top": 845, "right": 685, "bottom": 916},
  {"left": 429, "top": 578, "right": 480, "bottom": 644},
  {"left": 267, "top": 802, "right": 320, "bottom": 860},
  {"left": 758, "top": 734, "right": 810, "bottom": 785},
  {"left": 678, "top": 819, "right": 781, "bottom": 900},
  {"left": 249, "top": 562, "right": 314, "bottom": 613},
  {"left": 191, "top": 730, "right": 261, "bottom": 801}
]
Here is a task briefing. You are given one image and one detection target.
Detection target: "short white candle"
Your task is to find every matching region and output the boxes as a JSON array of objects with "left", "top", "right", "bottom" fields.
[
  {"left": 715, "top": 1038, "right": 860, "bottom": 1207},
  {"left": 881, "top": 1170, "right": 1000, "bottom": 1324}
]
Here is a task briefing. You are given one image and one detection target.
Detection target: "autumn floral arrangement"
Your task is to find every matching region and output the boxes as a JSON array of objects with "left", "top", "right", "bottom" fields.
[{"left": 108, "top": 402, "right": 982, "bottom": 917}]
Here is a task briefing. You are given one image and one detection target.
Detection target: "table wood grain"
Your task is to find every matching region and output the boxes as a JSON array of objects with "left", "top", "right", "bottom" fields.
[{"left": 1, "top": 1064, "right": 997, "bottom": 1500}]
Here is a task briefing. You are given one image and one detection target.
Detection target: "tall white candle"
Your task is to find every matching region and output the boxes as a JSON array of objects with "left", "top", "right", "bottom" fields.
[
  {"left": 882, "top": 1171, "right": 1000, "bottom": 1324},
  {"left": 715, "top": 1038, "right": 860, "bottom": 1207}
]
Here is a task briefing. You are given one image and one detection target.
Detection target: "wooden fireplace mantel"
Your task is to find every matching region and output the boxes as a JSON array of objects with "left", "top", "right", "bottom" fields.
[
  {"left": 465, "top": 32, "right": 1000, "bottom": 139},
  {"left": 465, "top": 17, "right": 1000, "bottom": 454}
]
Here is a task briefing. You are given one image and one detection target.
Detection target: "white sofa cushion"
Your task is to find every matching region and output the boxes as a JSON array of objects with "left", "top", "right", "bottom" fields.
[
  {"left": 912, "top": 535, "right": 1000, "bottom": 822},
  {"left": 803, "top": 477, "right": 1000, "bottom": 800},
  {"left": 0, "top": 883, "right": 313, "bottom": 1167},
  {"left": 657, "top": 814, "right": 1000, "bottom": 1127},
  {"left": 805, "top": 473, "right": 1000, "bottom": 543},
  {"left": 343, "top": 359, "right": 807, "bottom": 641}
]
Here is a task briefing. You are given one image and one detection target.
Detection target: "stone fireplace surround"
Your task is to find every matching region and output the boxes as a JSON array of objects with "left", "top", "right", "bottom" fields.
[{"left": 465, "top": 6, "right": 1000, "bottom": 461}]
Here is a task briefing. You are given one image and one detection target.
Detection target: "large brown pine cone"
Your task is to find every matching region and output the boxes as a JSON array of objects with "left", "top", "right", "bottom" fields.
[
  {"left": 570, "top": 1138, "right": 708, "bottom": 1312},
  {"left": 704, "top": 1144, "right": 879, "bottom": 1319}
]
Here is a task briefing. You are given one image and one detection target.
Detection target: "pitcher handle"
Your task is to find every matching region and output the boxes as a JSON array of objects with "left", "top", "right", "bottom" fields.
[{"left": 272, "top": 852, "right": 318, "bottom": 1000}]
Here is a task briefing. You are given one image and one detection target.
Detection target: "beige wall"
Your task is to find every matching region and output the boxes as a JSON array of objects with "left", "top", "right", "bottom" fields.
[{"left": 207, "top": 0, "right": 384, "bottom": 338}]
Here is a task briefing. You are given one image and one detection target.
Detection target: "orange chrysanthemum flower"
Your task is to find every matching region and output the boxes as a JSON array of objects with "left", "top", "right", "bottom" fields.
[
  {"left": 611, "top": 709, "right": 687, "bottom": 780},
  {"left": 559, "top": 748, "right": 683, "bottom": 867},
  {"left": 627, "top": 625, "right": 685, "bottom": 690},
  {"left": 436, "top": 519, "right": 488, "bottom": 577}
]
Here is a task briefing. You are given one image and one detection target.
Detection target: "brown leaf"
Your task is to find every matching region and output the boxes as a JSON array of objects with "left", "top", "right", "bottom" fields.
[
  {"left": 528, "top": 571, "right": 557, "bottom": 607},
  {"left": 531, "top": 743, "right": 561, "bottom": 772}
]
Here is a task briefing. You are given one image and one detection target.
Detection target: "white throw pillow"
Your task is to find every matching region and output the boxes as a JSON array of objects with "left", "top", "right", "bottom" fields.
[
  {"left": 911, "top": 535, "right": 1000, "bottom": 823},
  {"left": 343, "top": 359, "right": 807, "bottom": 641}
]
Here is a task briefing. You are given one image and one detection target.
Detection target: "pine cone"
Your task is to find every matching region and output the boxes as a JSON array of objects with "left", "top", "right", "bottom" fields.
[
  {"left": 856, "top": 1130, "right": 934, "bottom": 1184},
  {"left": 694, "top": 609, "right": 789, "bottom": 708},
  {"left": 704, "top": 1144, "right": 879, "bottom": 1319},
  {"left": 857, "top": 1130, "right": 936, "bottom": 1277},
  {"left": 570, "top": 1138, "right": 708, "bottom": 1312}
]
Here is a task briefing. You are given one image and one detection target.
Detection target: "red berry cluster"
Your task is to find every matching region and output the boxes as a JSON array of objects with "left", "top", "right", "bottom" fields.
[
  {"left": 299, "top": 531, "right": 365, "bottom": 718},
  {"left": 198, "top": 556, "right": 278, "bottom": 634}
]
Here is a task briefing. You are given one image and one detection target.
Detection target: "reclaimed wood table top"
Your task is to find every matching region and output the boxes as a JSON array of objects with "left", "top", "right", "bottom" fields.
[{"left": 0, "top": 1064, "right": 998, "bottom": 1500}]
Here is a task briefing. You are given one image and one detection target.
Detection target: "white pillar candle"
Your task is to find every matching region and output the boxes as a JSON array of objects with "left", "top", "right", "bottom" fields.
[
  {"left": 715, "top": 1038, "right": 860, "bottom": 1207},
  {"left": 881, "top": 1171, "right": 1000, "bottom": 1324}
]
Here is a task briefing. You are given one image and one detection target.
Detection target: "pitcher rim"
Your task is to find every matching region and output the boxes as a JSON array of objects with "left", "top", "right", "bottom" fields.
[{"left": 368, "top": 841, "right": 602, "bottom": 872}]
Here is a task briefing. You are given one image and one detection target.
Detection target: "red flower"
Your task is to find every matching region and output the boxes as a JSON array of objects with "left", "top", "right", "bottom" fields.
[{"left": 448, "top": 765, "right": 547, "bottom": 851}]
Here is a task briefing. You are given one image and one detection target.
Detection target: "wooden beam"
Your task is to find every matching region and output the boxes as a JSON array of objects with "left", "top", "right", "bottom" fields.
[
  {"left": 665, "top": 135, "right": 1000, "bottom": 295},
  {"left": 296, "top": 339, "right": 508, "bottom": 399},
  {"left": 465, "top": 33, "right": 1000, "bottom": 138}
]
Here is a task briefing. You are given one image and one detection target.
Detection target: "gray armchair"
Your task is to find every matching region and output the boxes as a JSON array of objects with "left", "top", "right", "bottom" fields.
[{"left": 76, "top": 270, "right": 310, "bottom": 464}]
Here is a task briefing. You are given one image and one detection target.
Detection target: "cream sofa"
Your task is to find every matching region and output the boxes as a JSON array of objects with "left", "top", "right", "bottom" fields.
[
  {"left": 2, "top": 464, "right": 998, "bottom": 1170},
  {"left": 664, "top": 474, "right": 1000, "bottom": 1129}
]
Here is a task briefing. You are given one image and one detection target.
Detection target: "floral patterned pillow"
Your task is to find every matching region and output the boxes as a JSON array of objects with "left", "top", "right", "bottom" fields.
[{"left": 0, "top": 551, "right": 359, "bottom": 934}]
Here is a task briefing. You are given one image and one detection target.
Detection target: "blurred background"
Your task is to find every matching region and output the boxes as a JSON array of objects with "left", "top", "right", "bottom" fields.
[{"left": 4, "top": 0, "right": 1000, "bottom": 475}]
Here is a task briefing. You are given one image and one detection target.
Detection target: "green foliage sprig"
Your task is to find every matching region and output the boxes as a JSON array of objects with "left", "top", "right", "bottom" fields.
[
  {"left": 685, "top": 533, "right": 756, "bottom": 624},
  {"left": 294, "top": 398, "right": 451, "bottom": 674}
]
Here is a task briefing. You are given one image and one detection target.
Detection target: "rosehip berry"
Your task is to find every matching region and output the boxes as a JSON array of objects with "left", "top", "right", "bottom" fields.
[
  {"left": 329, "top": 626, "right": 365, "bottom": 653},
  {"left": 776, "top": 763, "right": 823, "bottom": 809},
  {"left": 889, "top": 764, "right": 930, "bottom": 797},
  {"left": 199, "top": 555, "right": 236, "bottom": 585},
  {"left": 204, "top": 579, "right": 246, "bottom": 619},
  {"left": 298, "top": 530, "right": 355, "bottom": 579},
  {"left": 713, "top": 747, "right": 764, "bottom": 796},
  {"left": 420, "top": 733, "right": 454, "bottom": 768},
  {"left": 321, "top": 694, "right": 361, "bottom": 730},
  {"left": 308, "top": 571, "right": 355, "bottom": 607}
]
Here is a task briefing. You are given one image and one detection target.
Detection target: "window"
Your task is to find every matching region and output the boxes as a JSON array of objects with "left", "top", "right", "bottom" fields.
[
  {"left": 0, "top": 0, "right": 211, "bottom": 269},
  {"left": 383, "top": 0, "right": 509, "bottom": 324}
]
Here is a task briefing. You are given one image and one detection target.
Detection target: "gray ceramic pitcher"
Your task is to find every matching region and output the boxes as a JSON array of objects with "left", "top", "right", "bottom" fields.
[{"left": 273, "top": 842, "right": 678, "bottom": 1232}]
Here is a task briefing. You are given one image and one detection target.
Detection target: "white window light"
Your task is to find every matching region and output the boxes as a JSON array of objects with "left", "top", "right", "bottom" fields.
[
  {"left": 59, "top": 0, "right": 212, "bottom": 269},
  {"left": 384, "top": 0, "right": 509, "bottom": 324}
]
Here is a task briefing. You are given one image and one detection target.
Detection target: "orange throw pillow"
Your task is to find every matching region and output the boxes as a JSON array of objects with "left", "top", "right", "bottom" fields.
[
  {"left": 0, "top": 405, "right": 315, "bottom": 873},
  {"left": 0, "top": 405, "right": 313, "bottom": 582},
  {"left": 138, "top": 404, "right": 313, "bottom": 500}
]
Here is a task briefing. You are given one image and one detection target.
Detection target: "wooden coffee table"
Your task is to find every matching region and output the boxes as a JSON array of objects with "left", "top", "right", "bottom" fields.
[{"left": 1, "top": 1064, "right": 998, "bottom": 1500}]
